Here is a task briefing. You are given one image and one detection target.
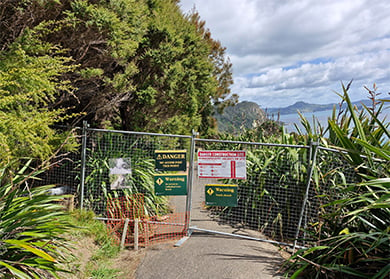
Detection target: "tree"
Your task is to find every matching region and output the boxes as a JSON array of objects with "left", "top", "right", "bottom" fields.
[
  {"left": 0, "top": 0, "right": 235, "bottom": 163},
  {"left": 1, "top": 0, "right": 235, "bottom": 135},
  {"left": 0, "top": 19, "right": 77, "bottom": 166},
  {"left": 119, "top": 1, "right": 237, "bottom": 134}
]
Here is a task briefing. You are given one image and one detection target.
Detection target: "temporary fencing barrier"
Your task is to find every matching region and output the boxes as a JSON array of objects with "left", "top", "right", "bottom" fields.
[
  {"left": 192, "top": 138, "right": 314, "bottom": 248},
  {"left": 43, "top": 123, "right": 367, "bottom": 249},
  {"left": 79, "top": 122, "right": 192, "bottom": 248},
  {"left": 104, "top": 196, "right": 187, "bottom": 248}
]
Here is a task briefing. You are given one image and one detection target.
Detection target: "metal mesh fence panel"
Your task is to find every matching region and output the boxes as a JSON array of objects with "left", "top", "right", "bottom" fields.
[
  {"left": 191, "top": 140, "right": 369, "bottom": 246},
  {"left": 82, "top": 128, "right": 191, "bottom": 246},
  {"left": 298, "top": 147, "right": 362, "bottom": 245},
  {"left": 193, "top": 139, "right": 311, "bottom": 244},
  {"left": 83, "top": 128, "right": 191, "bottom": 217},
  {"left": 301, "top": 147, "right": 365, "bottom": 236}
]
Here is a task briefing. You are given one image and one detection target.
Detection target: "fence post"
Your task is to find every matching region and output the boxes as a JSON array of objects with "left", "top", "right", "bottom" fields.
[
  {"left": 293, "top": 141, "right": 319, "bottom": 251},
  {"left": 134, "top": 218, "right": 139, "bottom": 251},
  {"left": 79, "top": 121, "right": 88, "bottom": 210},
  {"left": 121, "top": 218, "right": 130, "bottom": 250},
  {"left": 184, "top": 130, "right": 197, "bottom": 235}
]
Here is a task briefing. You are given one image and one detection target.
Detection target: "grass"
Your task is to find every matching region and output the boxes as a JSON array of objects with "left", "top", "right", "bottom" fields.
[{"left": 60, "top": 209, "right": 122, "bottom": 278}]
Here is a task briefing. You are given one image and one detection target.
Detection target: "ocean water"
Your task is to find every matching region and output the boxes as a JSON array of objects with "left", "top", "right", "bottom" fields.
[
  {"left": 277, "top": 109, "right": 389, "bottom": 134},
  {"left": 277, "top": 110, "right": 334, "bottom": 133}
]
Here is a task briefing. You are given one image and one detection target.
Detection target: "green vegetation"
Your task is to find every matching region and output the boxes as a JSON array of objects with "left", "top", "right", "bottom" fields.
[
  {"left": 214, "top": 101, "right": 268, "bottom": 134},
  {"left": 0, "top": 0, "right": 236, "bottom": 136},
  {"left": 282, "top": 83, "right": 390, "bottom": 278},
  {"left": 0, "top": 0, "right": 389, "bottom": 278},
  {"left": 0, "top": 161, "right": 74, "bottom": 278},
  {"left": 285, "top": 178, "right": 390, "bottom": 279},
  {"left": 61, "top": 210, "right": 122, "bottom": 279},
  {"left": 0, "top": 175, "right": 124, "bottom": 279},
  {"left": 0, "top": 20, "right": 78, "bottom": 167},
  {"left": 0, "top": 0, "right": 235, "bottom": 166}
]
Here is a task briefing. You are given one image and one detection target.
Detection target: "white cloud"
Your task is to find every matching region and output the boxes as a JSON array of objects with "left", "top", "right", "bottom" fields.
[{"left": 180, "top": 0, "right": 390, "bottom": 108}]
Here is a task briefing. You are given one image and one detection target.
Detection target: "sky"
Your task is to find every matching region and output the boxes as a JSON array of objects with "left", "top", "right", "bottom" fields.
[{"left": 179, "top": 0, "right": 390, "bottom": 109}]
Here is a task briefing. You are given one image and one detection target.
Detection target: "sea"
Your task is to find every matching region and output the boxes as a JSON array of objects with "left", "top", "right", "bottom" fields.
[{"left": 276, "top": 109, "right": 389, "bottom": 134}]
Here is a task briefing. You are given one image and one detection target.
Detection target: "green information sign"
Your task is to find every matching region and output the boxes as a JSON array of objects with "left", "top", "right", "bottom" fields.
[
  {"left": 154, "top": 174, "right": 187, "bottom": 196},
  {"left": 205, "top": 184, "right": 238, "bottom": 207},
  {"left": 155, "top": 150, "right": 187, "bottom": 171}
]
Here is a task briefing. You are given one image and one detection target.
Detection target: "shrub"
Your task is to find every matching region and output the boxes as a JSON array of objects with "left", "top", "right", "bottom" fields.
[{"left": 0, "top": 161, "right": 74, "bottom": 278}]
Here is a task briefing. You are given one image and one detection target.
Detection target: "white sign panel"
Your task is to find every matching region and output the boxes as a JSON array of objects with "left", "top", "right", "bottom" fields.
[
  {"left": 109, "top": 158, "right": 132, "bottom": 190},
  {"left": 198, "top": 151, "right": 246, "bottom": 179}
]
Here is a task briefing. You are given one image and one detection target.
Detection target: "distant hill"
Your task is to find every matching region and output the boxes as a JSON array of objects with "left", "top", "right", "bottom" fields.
[
  {"left": 215, "top": 101, "right": 267, "bottom": 133},
  {"left": 267, "top": 99, "right": 378, "bottom": 115},
  {"left": 215, "top": 98, "right": 389, "bottom": 133}
]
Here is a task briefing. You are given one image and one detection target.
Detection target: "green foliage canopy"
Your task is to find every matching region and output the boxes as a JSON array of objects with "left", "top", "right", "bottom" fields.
[
  {"left": 0, "top": 0, "right": 235, "bottom": 164},
  {"left": 0, "top": 20, "right": 77, "bottom": 165},
  {"left": 5, "top": 0, "right": 235, "bottom": 134}
]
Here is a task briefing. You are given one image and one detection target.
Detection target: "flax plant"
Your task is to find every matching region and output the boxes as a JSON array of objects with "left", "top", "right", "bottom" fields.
[
  {"left": 0, "top": 161, "right": 74, "bottom": 278},
  {"left": 284, "top": 83, "right": 390, "bottom": 278}
]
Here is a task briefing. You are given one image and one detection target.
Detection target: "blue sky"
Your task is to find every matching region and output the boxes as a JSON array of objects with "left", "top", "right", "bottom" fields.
[{"left": 179, "top": 0, "right": 390, "bottom": 108}]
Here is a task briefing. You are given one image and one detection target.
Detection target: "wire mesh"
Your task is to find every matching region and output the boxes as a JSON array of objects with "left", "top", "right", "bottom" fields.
[
  {"left": 83, "top": 129, "right": 191, "bottom": 216},
  {"left": 83, "top": 129, "right": 191, "bottom": 246},
  {"left": 302, "top": 147, "right": 364, "bottom": 243},
  {"left": 40, "top": 126, "right": 380, "bottom": 248},
  {"left": 194, "top": 139, "right": 311, "bottom": 243}
]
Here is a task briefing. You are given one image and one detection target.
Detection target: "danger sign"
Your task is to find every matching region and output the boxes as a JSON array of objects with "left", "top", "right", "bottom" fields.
[
  {"left": 198, "top": 151, "right": 246, "bottom": 179},
  {"left": 155, "top": 150, "right": 187, "bottom": 171}
]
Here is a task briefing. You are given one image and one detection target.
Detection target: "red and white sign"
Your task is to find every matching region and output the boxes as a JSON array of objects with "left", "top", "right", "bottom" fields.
[{"left": 198, "top": 151, "right": 246, "bottom": 179}]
